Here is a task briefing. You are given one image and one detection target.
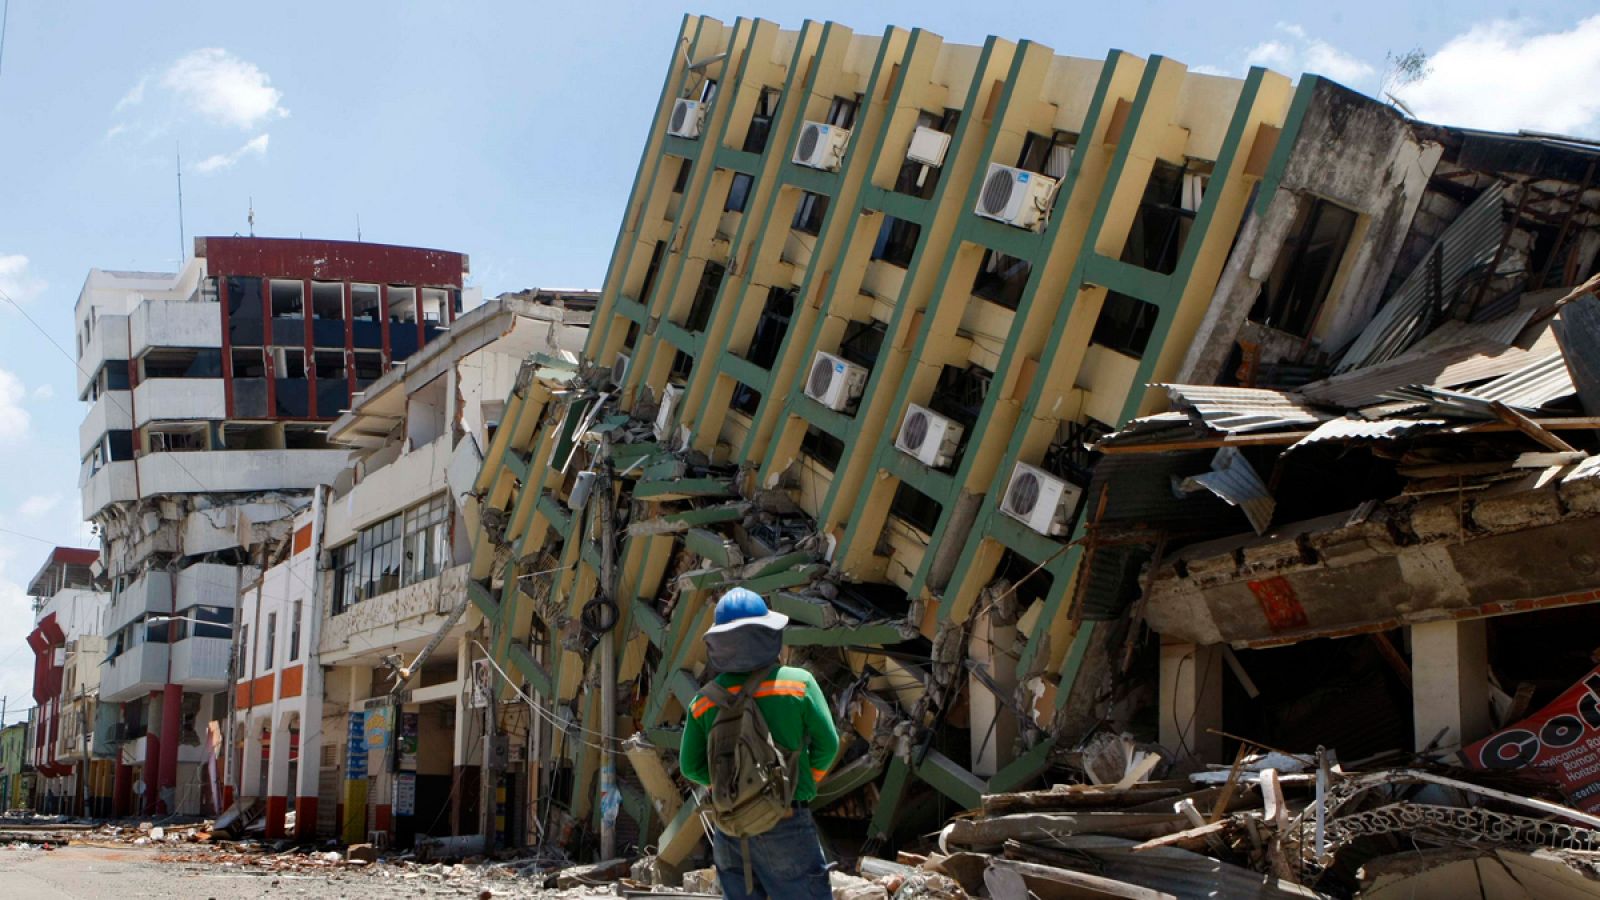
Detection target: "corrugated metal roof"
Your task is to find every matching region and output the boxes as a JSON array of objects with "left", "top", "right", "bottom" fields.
[
  {"left": 1407, "top": 307, "right": 1535, "bottom": 355},
  {"left": 1174, "top": 447, "right": 1275, "bottom": 534},
  {"left": 1336, "top": 183, "right": 1507, "bottom": 373},
  {"left": 1462, "top": 352, "right": 1575, "bottom": 409},
  {"left": 1159, "top": 384, "right": 1329, "bottom": 433},
  {"left": 1299, "top": 327, "right": 1557, "bottom": 409},
  {"left": 1288, "top": 416, "right": 1448, "bottom": 449}
]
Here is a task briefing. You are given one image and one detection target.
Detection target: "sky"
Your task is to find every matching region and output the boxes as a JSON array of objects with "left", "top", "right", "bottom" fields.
[{"left": 0, "top": 1, "right": 1597, "bottom": 724}]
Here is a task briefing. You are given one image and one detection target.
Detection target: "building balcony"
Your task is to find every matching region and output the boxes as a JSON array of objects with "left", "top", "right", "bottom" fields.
[
  {"left": 80, "top": 391, "right": 132, "bottom": 457},
  {"left": 132, "top": 378, "right": 226, "bottom": 426},
  {"left": 170, "top": 637, "right": 231, "bottom": 692},
  {"left": 319, "top": 564, "right": 467, "bottom": 665},
  {"left": 100, "top": 645, "right": 169, "bottom": 704},
  {"left": 174, "top": 562, "right": 244, "bottom": 612},
  {"left": 105, "top": 569, "right": 173, "bottom": 634},
  {"left": 82, "top": 449, "right": 352, "bottom": 518},
  {"left": 129, "top": 299, "right": 222, "bottom": 357},
  {"left": 76, "top": 314, "right": 129, "bottom": 398}
]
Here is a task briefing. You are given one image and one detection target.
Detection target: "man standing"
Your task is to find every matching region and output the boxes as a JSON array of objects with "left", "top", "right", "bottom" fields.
[{"left": 680, "top": 588, "right": 839, "bottom": 900}]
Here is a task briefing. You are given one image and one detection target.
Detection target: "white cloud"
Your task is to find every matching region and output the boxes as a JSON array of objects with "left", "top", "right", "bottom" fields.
[
  {"left": 17, "top": 495, "right": 59, "bottom": 518},
  {"left": 1242, "top": 23, "right": 1375, "bottom": 87},
  {"left": 1395, "top": 15, "right": 1600, "bottom": 137},
  {"left": 31, "top": 384, "right": 54, "bottom": 401},
  {"left": 161, "top": 48, "right": 288, "bottom": 130},
  {"left": 114, "top": 76, "right": 148, "bottom": 112},
  {"left": 0, "top": 370, "right": 30, "bottom": 444},
  {"left": 0, "top": 255, "right": 46, "bottom": 305},
  {"left": 194, "top": 133, "right": 270, "bottom": 174}
]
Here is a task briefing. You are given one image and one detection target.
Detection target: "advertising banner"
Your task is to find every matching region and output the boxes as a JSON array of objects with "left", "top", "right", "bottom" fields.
[{"left": 1461, "top": 665, "right": 1600, "bottom": 812}]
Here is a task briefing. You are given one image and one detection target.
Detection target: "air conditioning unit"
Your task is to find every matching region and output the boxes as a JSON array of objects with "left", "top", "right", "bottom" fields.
[
  {"left": 793, "top": 121, "right": 851, "bottom": 171},
  {"left": 610, "top": 352, "right": 630, "bottom": 388},
  {"left": 999, "top": 461, "right": 1081, "bottom": 536},
  {"left": 804, "top": 351, "right": 868, "bottom": 412},
  {"left": 975, "top": 163, "right": 1059, "bottom": 231},
  {"left": 894, "top": 403, "right": 964, "bottom": 469},
  {"left": 668, "top": 98, "right": 705, "bottom": 139},
  {"left": 653, "top": 385, "right": 684, "bottom": 443},
  {"left": 906, "top": 126, "right": 952, "bottom": 167}
]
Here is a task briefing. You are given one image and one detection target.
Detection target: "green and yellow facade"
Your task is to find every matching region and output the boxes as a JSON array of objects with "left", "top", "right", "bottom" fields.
[{"left": 467, "top": 14, "right": 1385, "bottom": 858}]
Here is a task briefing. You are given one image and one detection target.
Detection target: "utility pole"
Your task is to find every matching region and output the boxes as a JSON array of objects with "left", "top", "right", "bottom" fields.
[{"left": 597, "top": 438, "right": 617, "bottom": 860}]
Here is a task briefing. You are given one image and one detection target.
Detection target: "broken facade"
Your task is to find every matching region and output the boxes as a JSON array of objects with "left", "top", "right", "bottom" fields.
[{"left": 462, "top": 13, "right": 1600, "bottom": 878}]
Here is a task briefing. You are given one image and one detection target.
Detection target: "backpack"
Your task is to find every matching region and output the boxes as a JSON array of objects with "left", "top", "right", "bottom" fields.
[{"left": 700, "top": 665, "right": 799, "bottom": 888}]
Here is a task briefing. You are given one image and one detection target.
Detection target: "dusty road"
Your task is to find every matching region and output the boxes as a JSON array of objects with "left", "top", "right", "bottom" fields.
[{"left": 0, "top": 844, "right": 610, "bottom": 899}]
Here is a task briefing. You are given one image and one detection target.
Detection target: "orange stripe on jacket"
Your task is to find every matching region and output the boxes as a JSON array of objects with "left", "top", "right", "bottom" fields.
[{"left": 692, "top": 680, "right": 807, "bottom": 718}]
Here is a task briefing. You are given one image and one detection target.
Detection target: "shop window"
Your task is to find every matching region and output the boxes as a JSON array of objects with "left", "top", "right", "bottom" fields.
[
  {"left": 971, "top": 250, "right": 1032, "bottom": 310},
  {"left": 1090, "top": 292, "right": 1160, "bottom": 358},
  {"left": 1249, "top": 196, "right": 1359, "bottom": 338},
  {"left": 871, "top": 216, "right": 921, "bottom": 269},
  {"left": 793, "top": 191, "right": 829, "bottom": 236}
]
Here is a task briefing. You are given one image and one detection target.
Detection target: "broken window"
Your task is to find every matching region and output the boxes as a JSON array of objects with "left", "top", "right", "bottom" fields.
[
  {"left": 1016, "top": 130, "right": 1075, "bottom": 179},
  {"left": 421, "top": 288, "right": 448, "bottom": 346},
  {"left": 724, "top": 172, "right": 754, "bottom": 213},
  {"left": 1091, "top": 292, "right": 1160, "bottom": 358},
  {"left": 274, "top": 347, "right": 309, "bottom": 417},
  {"left": 622, "top": 320, "right": 641, "bottom": 352},
  {"left": 839, "top": 319, "right": 887, "bottom": 370},
  {"left": 311, "top": 282, "right": 346, "bottom": 348},
  {"left": 684, "top": 261, "right": 726, "bottom": 333},
  {"left": 283, "top": 424, "right": 330, "bottom": 449},
  {"left": 793, "top": 191, "right": 829, "bottom": 236},
  {"left": 1122, "top": 160, "right": 1201, "bottom": 275},
  {"left": 351, "top": 284, "right": 383, "bottom": 349},
  {"left": 226, "top": 275, "right": 263, "bottom": 345},
  {"left": 288, "top": 601, "right": 301, "bottom": 662},
  {"left": 800, "top": 425, "right": 845, "bottom": 472},
  {"left": 730, "top": 381, "right": 762, "bottom": 416},
  {"left": 971, "top": 249, "right": 1033, "bottom": 310},
  {"left": 670, "top": 350, "right": 694, "bottom": 381},
  {"left": 389, "top": 286, "right": 420, "bottom": 360},
  {"left": 744, "top": 286, "right": 796, "bottom": 369},
  {"left": 231, "top": 348, "right": 265, "bottom": 378},
  {"left": 672, "top": 157, "right": 692, "bottom": 193},
  {"left": 331, "top": 544, "right": 356, "bottom": 614},
  {"left": 353, "top": 351, "right": 384, "bottom": 386},
  {"left": 270, "top": 280, "right": 305, "bottom": 320},
  {"left": 403, "top": 494, "right": 451, "bottom": 586},
  {"left": 637, "top": 241, "right": 666, "bottom": 303},
  {"left": 142, "top": 348, "right": 222, "bottom": 379},
  {"left": 1041, "top": 418, "right": 1111, "bottom": 485},
  {"left": 826, "top": 95, "right": 860, "bottom": 130},
  {"left": 871, "top": 216, "right": 921, "bottom": 269},
  {"left": 889, "top": 481, "right": 942, "bottom": 534},
  {"left": 221, "top": 423, "right": 279, "bottom": 450},
  {"left": 173, "top": 605, "right": 231, "bottom": 641},
  {"left": 744, "top": 88, "right": 781, "bottom": 155},
  {"left": 313, "top": 350, "right": 346, "bottom": 380},
  {"left": 356, "top": 511, "right": 404, "bottom": 601},
  {"left": 894, "top": 109, "right": 960, "bottom": 199},
  {"left": 929, "top": 364, "right": 990, "bottom": 430},
  {"left": 146, "top": 426, "right": 206, "bottom": 453},
  {"left": 1249, "top": 196, "right": 1359, "bottom": 338}
]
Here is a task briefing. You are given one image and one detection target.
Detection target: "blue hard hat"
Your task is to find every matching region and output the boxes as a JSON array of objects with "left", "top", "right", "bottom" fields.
[{"left": 706, "top": 587, "right": 790, "bottom": 634}]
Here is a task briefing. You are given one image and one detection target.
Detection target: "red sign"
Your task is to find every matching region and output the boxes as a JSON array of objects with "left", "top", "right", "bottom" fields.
[
  {"left": 1462, "top": 665, "right": 1600, "bottom": 813},
  {"left": 1247, "top": 576, "right": 1309, "bottom": 632}
]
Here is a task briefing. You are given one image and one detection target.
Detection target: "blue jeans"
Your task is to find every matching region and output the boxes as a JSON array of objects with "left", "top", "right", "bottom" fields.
[{"left": 711, "top": 807, "right": 831, "bottom": 900}]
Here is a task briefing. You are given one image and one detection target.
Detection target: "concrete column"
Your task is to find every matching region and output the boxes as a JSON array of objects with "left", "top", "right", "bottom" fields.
[
  {"left": 113, "top": 760, "right": 132, "bottom": 817},
  {"left": 143, "top": 691, "right": 163, "bottom": 815},
  {"left": 241, "top": 717, "right": 265, "bottom": 800},
  {"left": 969, "top": 611, "right": 1020, "bottom": 778},
  {"left": 264, "top": 712, "right": 293, "bottom": 839},
  {"left": 295, "top": 709, "right": 321, "bottom": 840},
  {"left": 1158, "top": 641, "right": 1224, "bottom": 764},
  {"left": 158, "top": 683, "right": 183, "bottom": 814},
  {"left": 1411, "top": 620, "right": 1490, "bottom": 751}
]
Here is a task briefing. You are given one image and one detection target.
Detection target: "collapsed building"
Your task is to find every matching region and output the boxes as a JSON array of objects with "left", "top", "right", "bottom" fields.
[{"left": 462, "top": 14, "right": 1600, "bottom": 879}]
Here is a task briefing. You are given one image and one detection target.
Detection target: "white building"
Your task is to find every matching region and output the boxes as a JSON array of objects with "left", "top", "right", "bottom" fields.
[
  {"left": 233, "top": 291, "right": 591, "bottom": 841},
  {"left": 77, "top": 236, "right": 477, "bottom": 817}
]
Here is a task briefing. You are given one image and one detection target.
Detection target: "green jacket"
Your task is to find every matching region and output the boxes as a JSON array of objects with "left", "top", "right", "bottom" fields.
[{"left": 679, "top": 665, "right": 840, "bottom": 803}]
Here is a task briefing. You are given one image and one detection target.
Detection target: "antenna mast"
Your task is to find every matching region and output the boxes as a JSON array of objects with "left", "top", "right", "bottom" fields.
[
  {"left": 248, "top": 197, "right": 256, "bottom": 237},
  {"left": 176, "top": 144, "right": 186, "bottom": 262}
]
